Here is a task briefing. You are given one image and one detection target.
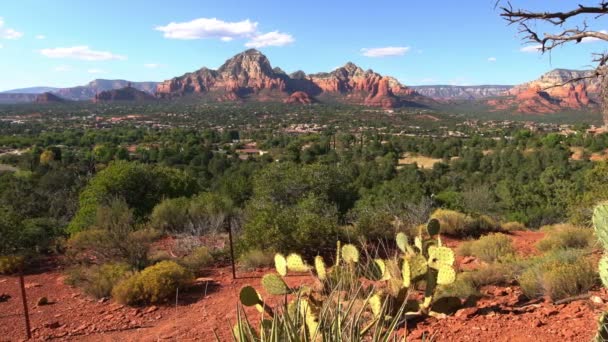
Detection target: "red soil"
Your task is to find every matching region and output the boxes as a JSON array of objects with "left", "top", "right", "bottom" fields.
[{"left": 1, "top": 230, "right": 606, "bottom": 341}]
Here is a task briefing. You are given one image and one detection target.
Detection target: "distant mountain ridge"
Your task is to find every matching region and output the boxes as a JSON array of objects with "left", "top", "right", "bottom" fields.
[
  {"left": 156, "top": 49, "right": 428, "bottom": 108},
  {"left": 411, "top": 85, "right": 513, "bottom": 100},
  {"left": 53, "top": 79, "right": 158, "bottom": 101},
  {"left": 1, "top": 86, "right": 59, "bottom": 94}
]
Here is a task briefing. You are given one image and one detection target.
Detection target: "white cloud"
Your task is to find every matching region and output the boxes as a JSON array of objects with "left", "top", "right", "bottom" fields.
[
  {"left": 245, "top": 31, "right": 294, "bottom": 48},
  {"left": 40, "top": 46, "right": 126, "bottom": 61},
  {"left": 488, "top": 57, "right": 497, "bottom": 62},
  {"left": 0, "top": 18, "right": 23, "bottom": 40},
  {"left": 53, "top": 65, "right": 72, "bottom": 72},
  {"left": 87, "top": 68, "right": 106, "bottom": 74},
  {"left": 155, "top": 18, "right": 257, "bottom": 40},
  {"left": 144, "top": 63, "right": 162, "bottom": 69},
  {"left": 520, "top": 44, "right": 543, "bottom": 53},
  {"left": 220, "top": 37, "right": 233, "bottom": 42},
  {"left": 361, "top": 46, "right": 410, "bottom": 57},
  {"left": 582, "top": 30, "right": 608, "bottom": 43},
  {"left": 35, "top": 35, "right": 46, "bottom": 40},
  {"left": 0, "top": 44, "right": 3, "bottom": 49}
]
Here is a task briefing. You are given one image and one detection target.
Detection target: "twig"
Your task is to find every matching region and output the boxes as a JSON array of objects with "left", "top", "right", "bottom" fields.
[{"left": 553, "top": 293, "right": 591, "bottom": 305}]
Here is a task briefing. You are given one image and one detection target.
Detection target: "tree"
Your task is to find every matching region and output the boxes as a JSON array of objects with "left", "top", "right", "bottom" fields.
[{"left": 500, "top": 1, "right": 608, "bottom": 126}]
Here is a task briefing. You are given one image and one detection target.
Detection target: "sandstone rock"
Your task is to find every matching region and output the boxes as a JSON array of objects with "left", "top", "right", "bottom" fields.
[
  {"left": 37, "top": 297, "right": 49, "bottom": 306},
  {"left": 145, "top": 305, "right": 158, "bottom": 314},
  {"left": 591, "top": 295, "right": 604, "bottom": 304},
  {"left": 455, "top": 307, "right": 479, "bottom": 320},
  {"left": 44, "top": 321, "right": 61, "bottom": 329},
  {"left": 284, "top": 91, "right": 314, "bottom": 104}
]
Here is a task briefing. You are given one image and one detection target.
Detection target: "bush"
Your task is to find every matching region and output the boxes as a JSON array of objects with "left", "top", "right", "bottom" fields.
[
  {"left": 238, "top": 249, "right": 274, "bottom": 270},
  {"left": 501, "top": 221, "right": 526, "bottom": 232},
  {"left": 84, "top": 263, "right": 132, "bottom": 298},
  {"left": 536, "top": 224, "right": 594, "bottom": 252},
  {"left": 112, "top": 261, "right": 193, "bottom": 305},
  {"left": 516, "top": 249, "right": 597, "bottom": 300},
  {"left": 150, "top": 197, "right": 191, "bottom": 233},
  {"left": 542, "top": 259, "right": 596, "bottom": 300},
  {"left": 179, "top": 247, "right": 213, "bottom": 275},
  {"left": 456, "top": 240, "right": 474, "bottom": 257},
  {"left": 469, "top": 233, "right": 515, "bottom": 263},
  {"left": 431, "top": 209, "right": 501, "bottom": 237},
  {"left": 431, "top": 209, "right": 469, "bottom": 236},
  {"left": 461, "top": 263, "right": 514, "bottom": 287},
  {"left": 0, "top": 255, "right": 23, "bottom": 274}
]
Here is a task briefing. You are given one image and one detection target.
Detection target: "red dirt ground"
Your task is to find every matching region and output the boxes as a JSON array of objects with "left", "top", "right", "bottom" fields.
[{"left": 1, "top": 230, "right": 606, "bottom": 341}]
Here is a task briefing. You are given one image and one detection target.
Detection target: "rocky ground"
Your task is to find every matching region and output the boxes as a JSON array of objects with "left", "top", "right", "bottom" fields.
[{"left": 1, "top": 230, "right": 606, "bottom": 341}]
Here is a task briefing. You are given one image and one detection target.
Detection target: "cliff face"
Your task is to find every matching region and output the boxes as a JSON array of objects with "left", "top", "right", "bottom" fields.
[
  {"left": 488, "top": 69, "right": 599, "bottom": 113},
  {"left": 156, "top": 49, "right": 425, "bottom": 108}
]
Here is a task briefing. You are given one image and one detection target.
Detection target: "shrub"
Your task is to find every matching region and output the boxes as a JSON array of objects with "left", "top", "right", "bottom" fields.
[
  {"left": 84, "top": 263, "right": 132, "bottom": 299},
  {"left": 456, "top": 240, "right": 474, "bottom": 257},
  {"left": 431, "top": 209, "right": 469, "bottom": 236},
  {"left": 542, "top": 259, "right": 596, "bottom": 300},
  {"left": 517, "top": 249, "right": 597, "bottom": 300},
  {"left": 431, "top": 209, "right": 501, "bottom": 237},
  {"left": 0, "top": 255, "right": 23, "bottom": 274},
  {"left": 238, "top": 249, "right": 274, "bottom": 270},
  {"left": 112, "top": 261, "right": 193, "bottom": 305},
  {"left": 501, "top": 221, "right": 526, "bottom": 232},
  {"left": 437, "top": 276, "right": 479, "bottom": 300},
  {"left": 461, "top": 263, "right": 514, "bottom": 287},
  {"left": 150, "top": 197, "right": 191, "bottom": 233},
  {"left": 469, "top": 233, "right": 515, "bottom": 263},
  {"left": 179, "top": 246, "right": 213, "bottom": 275},
  {"left": 536, "top": 224, "right": 594, "bottom": 252}
]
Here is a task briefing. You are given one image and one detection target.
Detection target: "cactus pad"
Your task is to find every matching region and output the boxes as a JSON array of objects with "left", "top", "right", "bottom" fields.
[
  {"left": 409, "top": 254, "right": 428, "bottom": 279},
  {"left": 239, "top": 286, "right": 263, "bottom": 306},
  {"left": 314, "top": 256, "right": 326, "bottom": 280},
  {"left": 437, "top": 265, "right": 456, "bottom": 285},
  {"left": 374, "top": 259, "right": 391, "bottom": 281},
  {"left": 369, "top": 293, "right": 383, "bottom": 318},
  {"left": 594, "top": 203, "right": 608, "bottom": 250},
  {"left": 261, "top": 274, "right": 290, "bottom": 295},
  {"left": 427, "top": 218, "right": 441, "bottom": 236},
  {"left": 427, "top": 246, "right": 455, "bottom": 269},
  {"left": 402, "top": 259, "right": 411, "bottom": 287},
  {"left": 600, "top": 255, "right": 608, "bottom": 289},
  {"left": 341, "top": 244, "right": 360, "bottom": 263},
  {"left": 274, "top": 253, "right": 287, "bottom": 276},
  {"left": 286, "top": 253, "right": 310, "bottom": 272},
  {"left": 396, "top": 232, "right": 408, "bottom": 253},
  {"left": 414, "top": 236, "right": 423, "bottom": 252}
]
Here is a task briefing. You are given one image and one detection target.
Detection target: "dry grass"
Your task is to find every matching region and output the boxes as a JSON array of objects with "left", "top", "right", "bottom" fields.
[{"left": 398, "top": 153, "right": 443, "bottom": 169}]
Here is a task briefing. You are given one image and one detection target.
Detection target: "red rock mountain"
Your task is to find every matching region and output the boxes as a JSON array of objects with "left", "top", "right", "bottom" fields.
[
  {"left": 156, "top": 49, "right": 427, "bottom": 108},
  {"left": 488, "top": 69, "right": 599, "bottom": 113},
  {"left": 94, "top": 86, "right": 155, "bottom": 102},
  {"left": 35, "top": 92, "right": 66, "bottom": 103}
]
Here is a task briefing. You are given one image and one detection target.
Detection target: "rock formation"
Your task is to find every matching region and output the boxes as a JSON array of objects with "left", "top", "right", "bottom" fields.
[
  {"left": 93, "top": 86, "right": 155, "bottom": 102},
  {"left": 35, "top": 92, "right": 65, "bottom": 103}
]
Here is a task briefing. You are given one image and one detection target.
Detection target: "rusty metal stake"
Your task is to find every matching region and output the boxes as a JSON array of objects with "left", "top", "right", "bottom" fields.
[
  {"left": 227, "top": 220, "right": 237, "bottom": 279},
  {"left": 19, "top": 267, "right": 31, "bottom": 339}
]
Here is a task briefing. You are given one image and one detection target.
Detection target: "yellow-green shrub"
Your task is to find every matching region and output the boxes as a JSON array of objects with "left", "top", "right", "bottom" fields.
[
  {"left": 84, "top": 263, "right": 132, "bottom": 299},
  {"left": 112, "top": 261, "right": 193, "bottom": 305},
  {"left": 542, "top": 260, "right": 596, "bottom": 300},
  {"left": 536, "top": 224, "right": 594, "bottom": 252},
  {"left": 501, "top": 221, "right": 526, "bottom": 232},
  {"left": 0, "top": 255, "right": 23, "bottom": 274},
  {"left": 469, "top": 233, "right": 515, "bottom": 263},
  {"left": 179, "top": 246, "right": 213, "bottom": 275},
  {"left": 456, "top": 240, "right": 474, "bottom": 257},
  {"left": 431, "top": 209, "right": 469, "bottom": 236},
  {"left": 238, "top": 249, "right": 274, "bottom": 270}
]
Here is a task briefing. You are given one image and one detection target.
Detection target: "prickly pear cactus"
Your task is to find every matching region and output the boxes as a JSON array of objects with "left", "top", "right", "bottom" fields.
[
  {"left": 341, "top": 244, "right": 359, "bottom": 264},
  {"left": 594, "top": 203, "right": 608, "bottom": 341},
  {"left": 314, "top": 256, "right": 326, "bottom": 280},
  {"left": 261, "top": 274, "right": 291, "bottom": 295},
  {"left": 286, "top": 253, "right": 310, "bottom": 272},
  {"left": 274, "top": 253, "right": 287, "bottom": 276}
]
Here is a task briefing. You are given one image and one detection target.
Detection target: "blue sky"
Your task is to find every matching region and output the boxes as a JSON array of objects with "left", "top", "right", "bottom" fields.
[{"left": 0, "top": 0, "right": 607, "bottom": 91}]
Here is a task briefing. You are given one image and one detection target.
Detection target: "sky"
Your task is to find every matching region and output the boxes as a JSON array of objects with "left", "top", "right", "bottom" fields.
[{"left": 0, "top": 0, "right": 607, "bottom": 91}]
